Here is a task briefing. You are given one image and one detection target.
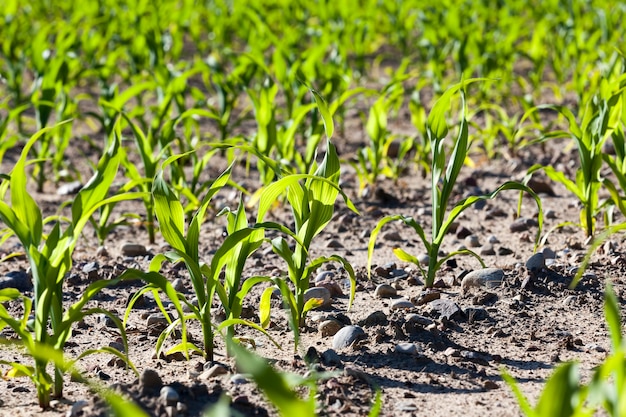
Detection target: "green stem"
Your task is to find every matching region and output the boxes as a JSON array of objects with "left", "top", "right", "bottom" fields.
[{"left": 426, "top": 243, "right": 440, "bottom": 288}]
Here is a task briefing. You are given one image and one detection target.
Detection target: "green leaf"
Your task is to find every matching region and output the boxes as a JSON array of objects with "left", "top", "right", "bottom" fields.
[
  {"left": 152, "top": 172, "right": 186, "bottom": 252},
  {"left": 311, "top": 89, "right": 334, "bottom": 139},
  {"left": 230, "top": 343, "right": 316, "bottom": 417}
]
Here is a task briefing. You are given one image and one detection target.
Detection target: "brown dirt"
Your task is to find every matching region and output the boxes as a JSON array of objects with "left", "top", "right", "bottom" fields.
[{"left": 0, "top": 105, "right": 624, "bottom": 417}]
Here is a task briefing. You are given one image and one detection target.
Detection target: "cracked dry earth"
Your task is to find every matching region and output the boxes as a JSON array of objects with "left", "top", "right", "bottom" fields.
[{"left": 1, "top": 135, "right": 625, "bottom": 417}]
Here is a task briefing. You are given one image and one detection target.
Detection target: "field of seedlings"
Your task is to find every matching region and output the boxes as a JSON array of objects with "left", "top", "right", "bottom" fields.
[{"left": 2, "top": 1, "right": 626, "bottom": 416}]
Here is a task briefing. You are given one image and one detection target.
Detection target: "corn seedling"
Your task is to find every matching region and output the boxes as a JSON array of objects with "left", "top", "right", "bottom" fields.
[
  {"left": 368, "top": 80, "right": 543, "bottom": 288},
  {"left": 525, "top": 78, "right": 623, "bottom": 237},
  {"left": 0, "top": 124, "right": 142, "bottom": 408},
  {"left": 254, "top": 93, "right": 358, "bottom": 348},
  {"left": 124, "top": 159, "right": 276, "bottom": 361}
]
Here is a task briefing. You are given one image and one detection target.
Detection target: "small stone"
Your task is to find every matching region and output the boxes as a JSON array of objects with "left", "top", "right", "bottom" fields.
[
  {"left": 413, "top": 289, "right": 440, "bottom": 305},
  {"left": 383, "top": 231, "right": 403, "bottom": 242},
  {"left": 140, "top": 369, "right": 163, "bottom": 392},
  {"left": 526, "top": 253, "right": 545, "bottom": 273},
  {"left": 479, "top": 244, "right": 495, "bottom": 256},
  {"left": 147, "top": 313, "right": 168, "bottom": 327},
  {"left": 405, "top": 313, "right": 434, "bottom": 327},
  {"left": 82, "top": 262, "right": 100, "bottom": 280},
  {"left": 304, "top": 287, "right": 332, "bottom": 308},
  {"left": 540, "top": 246, "right": 556, "bottom": 259},
  {"left": 510, "top": 217, "right": 537, "bottom": 232},
  {"left": 464, "top": 235, "right": 480, "bottom": 248},
  {"left": 160, "top": 386, "right": 180, "bottom": 406},
  {"left": 326, "top": 240, "right": 344, "bottom": 248},
  {"left": 0, "top": 270, "right": 32, "bottom": 291},
  {"left": 430, "top": 299, "right": 462, "bottom": 320},
  {"left": 487, "top": 235, "right": 500, "bottom": 244},
  {"left": 417, "top": 254, "right": 430, "bottom": 265},
  {"left": 230, "top": 374, "right": 249, "bottom": 384},
  {"left": 545, "top": 209, "right": 557, "bottom": 219},
  {"left": 374, "top": 284, "right": 397, "bottom": 298},
  {"left": 109, "top": 341, "right": 125, "bottom": 353},
  {"left": 321, "top": 349, "right": 342, "bottom": 366},
  {"left": 377, "top": 262, "right": 397, "bottom": 277},
  {"left": 318, "top": 319, "right": 343, "bottom": 337},
  {"left": 314, "top": 271, "right": 335, "bottom": 284},
  {"left": 390, "top": 299, "right": 415, "bottom": 310},
  {"left": 498, "top": 247, "right": 514, "bottom": 256},
  {"left": 316, "top": 280, "right": 343, "bottom": 297},
  {"left": 456, "top": 226, "right": 472, "bottom": 239},
  {"left": 122, "top": 242, "right": 148, "bottom": 257},
  {"left": 461, "top": 268, "right": 504, "bottom": 294},
  {"left": 360, "top": 311, "right": 388, "bottom": 327},
  {"left": 395, "top": 342, "right": 421, "bottom": 355},
  {"left": 199, "top": 364, "right": 229, "bottom": 380},
  {"left": 172, "top": 278, "right": 184, "bottom": 292},
  {"left": 465, "top": 307, "right": 489, "bottom": 323},
  {"left": 332, "top": 325, "right": 366, "bottom": 350},
  {"left": 57, "top": 181, "right": 83, "bottom": 195}
]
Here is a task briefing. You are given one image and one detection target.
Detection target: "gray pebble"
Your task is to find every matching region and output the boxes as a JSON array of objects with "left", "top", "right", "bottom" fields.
[
  {"left": 82, "top": 262, "right": 100, "bottom": 280},
  {"left": 487, "top": 235, "right": 500, "bottom": 244},
  {"left": 540, "top": 246, "right": 556, "bottom": 259},
  {"left": 417, "top": 254, "right": 430, "bottom": 265},
  {"left": 390, "top": 299, "right": 415, "bottom": 310},
  {"left": 395, "top": 342, "right": 421, "bottom": 355},
  {"left": 479, "top": 244, "right": 495, "bottom": 256},
  {"left": 318, "top": 319, "right": 343, "bottom": 337},
  {"left": 172, "top": 278, "right": 184, "bottom": 292},
  {"left": 0, "top": 270, "right": 32, "bottom": 291},
  {"left": 199, "top": 363, "right": 229, "bottom": 380},
  {"left": 304, "top": 286, "right": 332, "bottom": 308},
  {"left": 146, "top": 313, "right": 169, "bottom": 334},
  {"left": 326, "top": 239, "right": 344, "bottom": 248},
  {"left": 526, "top": 252, "right": 545, "bottom": 273},
  {"left": 314, "top": 271, "right": 335, "bottom": 284},
  {"left": 465, "top": 235, "right": 480, "bottom": 248},
  {"left": 122, "top": 242, "right": 148, "bottom": 257},
  {"left": 545, "top": 209, "right": 557, "bottom": 219},
  {"left": 374, "top": 284, "right": 397, "bottom": 298},
  {"left": 405, "top": 313, "right": 434, "bottom": 327},
  {"left": 461, "top": 268, "right": 504, "bottom": 293},
  {"left": 160, "top": 386, "right": 179, "bottom": 406},
  {"left": 510, "top": 217, "right": 538, "bottom": 232},
  {"left": 360, "top": 311, "right": 388, "bottom": 327},
  {"left": 332, "top": 325, "right": 366, "bottom": 350},
  {"left": 383, "top": 231, "right": 403, "bottom": 241},
  {"left": 321, "top": 349, "right": 342, "bottom": 366},
  {"left": 230, "top": 373, "right": 249, "bottom": 384}
]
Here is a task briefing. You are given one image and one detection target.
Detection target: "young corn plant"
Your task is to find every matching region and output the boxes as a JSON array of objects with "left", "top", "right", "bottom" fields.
[
  {"left": 524, "top": 80, "right": 623, "bottom": 237},
  {"left": 0, "top": 124, "right": 142, "bottom": 409},
  {"left": 353, "top": 79, "right": 407, "bottom": 194},
  {"left": 368, "top": 80, "right": 543, "bottom": 288},
  {"left": 124, "top": 159, "right": 275, "bottom": 361},
  {"left": 255, "top": 93, "right": 359, "bottom": 348}
]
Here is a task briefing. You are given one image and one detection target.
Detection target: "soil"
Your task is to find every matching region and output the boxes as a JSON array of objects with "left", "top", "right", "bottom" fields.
[{"left": 1, "top": 96, "right": 624, "bottom": 417}]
